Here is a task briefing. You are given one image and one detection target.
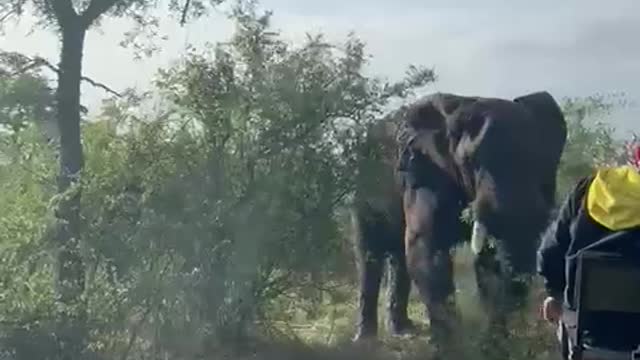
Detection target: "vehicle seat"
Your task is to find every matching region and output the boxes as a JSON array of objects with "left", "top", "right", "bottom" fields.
[{"left": 560, "top": 250, "right": 640, "bottom": 360}]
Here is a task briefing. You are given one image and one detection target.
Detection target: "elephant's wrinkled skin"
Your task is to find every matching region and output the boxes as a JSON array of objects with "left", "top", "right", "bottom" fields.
[{"left": 350, "top": 91, "right": 567, "bottom": 342}]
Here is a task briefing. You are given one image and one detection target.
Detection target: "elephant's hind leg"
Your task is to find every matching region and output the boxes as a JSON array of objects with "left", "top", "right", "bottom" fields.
[{"left": 352, "top": 210, "right": 385, "bottom": 341}]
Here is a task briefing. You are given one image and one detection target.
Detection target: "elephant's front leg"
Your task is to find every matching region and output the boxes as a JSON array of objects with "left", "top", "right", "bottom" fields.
[
  {"left": 386, "top": 247, "right": 415, "bottom": 336},
  {"left": 475, "top": 233, "right": 536, "bottom": 321},
  {"left": 473, "top": 235, "right": 534, "bottom": 359},
  {"left": 406, "top": 243, "right": 457, "bottom": 341},
  {"left": 473, "top": 244, "right": 508, "bottom": 326},
  {"left": 403, "top": 187, "right": 461, "bottom": 344}
]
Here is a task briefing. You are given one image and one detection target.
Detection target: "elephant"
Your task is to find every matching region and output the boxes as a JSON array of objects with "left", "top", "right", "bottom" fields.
[{"left": 350, "top": 91, "right": 567, "bottom": 345}]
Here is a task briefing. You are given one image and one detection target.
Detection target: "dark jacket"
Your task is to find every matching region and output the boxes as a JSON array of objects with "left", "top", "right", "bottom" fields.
[{"left": 537, "top": 166, "right": 640, "bottom": 309}]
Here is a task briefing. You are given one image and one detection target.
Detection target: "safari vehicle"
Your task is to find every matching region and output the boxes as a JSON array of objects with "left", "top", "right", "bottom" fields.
[{"left": 559, "top": 237, "right": 640, "bottom": 360}]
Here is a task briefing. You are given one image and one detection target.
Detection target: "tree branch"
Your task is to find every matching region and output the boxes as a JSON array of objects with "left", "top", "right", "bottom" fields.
[
  {"left": 81, "top": 0, "right": 119, "bottom": 27},
  {"left": 46, "top": 0, "right": 78, "bottom": 24},
  {"left": 10, "top": 55, "right": 122, "bottom": 98},
  {"left": 180, "top": 0, "right": 192, "bottom": 26},
  {"left": 0, "top": 6, "right": 19, "bottom": 24}
]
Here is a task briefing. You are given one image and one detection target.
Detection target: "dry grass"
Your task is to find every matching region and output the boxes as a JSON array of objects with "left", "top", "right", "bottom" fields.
[{"left": 231, "top": 244, "right": 564, "bottom": 360}]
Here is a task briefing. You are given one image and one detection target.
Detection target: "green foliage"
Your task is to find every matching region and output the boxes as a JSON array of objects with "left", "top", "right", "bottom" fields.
[
  {"left": 555, "top": 94, "right": 628, "bottom": 198},
  {"left": 0, "top": 52, "right": 55, "bottom": 133},
  {"left": 0, "top": 4, "right": 433, "bottom": 358},
  {"left": 0, "top": 125, "right": 58, "bottom": 360}
]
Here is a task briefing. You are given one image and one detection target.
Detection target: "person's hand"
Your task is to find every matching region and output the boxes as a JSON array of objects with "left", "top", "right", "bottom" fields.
[{"left": 541, "top": 296, "right": 563, "bottom": 324}]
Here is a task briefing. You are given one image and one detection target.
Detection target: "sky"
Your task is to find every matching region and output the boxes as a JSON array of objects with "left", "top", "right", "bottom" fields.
[{"left": 1, "top": 0, "right": 639, "bottom": 135}]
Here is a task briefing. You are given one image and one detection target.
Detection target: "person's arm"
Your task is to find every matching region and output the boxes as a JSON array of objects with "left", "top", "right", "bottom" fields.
[{"left": 537, "top": 176, "right": 592, "bottom": 299}]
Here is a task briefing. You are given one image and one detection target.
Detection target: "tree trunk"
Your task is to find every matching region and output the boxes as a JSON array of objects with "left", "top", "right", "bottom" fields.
[{"left": 54, "top": 20, "right": 88, "bottom": 360}]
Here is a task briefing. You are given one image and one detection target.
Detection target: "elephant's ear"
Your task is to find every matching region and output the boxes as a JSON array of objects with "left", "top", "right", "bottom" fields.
[
  {"left": 513, "top": 91, "right": 566, "bottom": 125},
  {"left": 513, "top": 91, "right": 568, "bottom": 159}
]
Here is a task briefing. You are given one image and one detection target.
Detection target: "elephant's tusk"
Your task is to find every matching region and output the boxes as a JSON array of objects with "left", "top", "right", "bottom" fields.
[{"left": 470, "top": 220, "right": 487, "bottom": 255}]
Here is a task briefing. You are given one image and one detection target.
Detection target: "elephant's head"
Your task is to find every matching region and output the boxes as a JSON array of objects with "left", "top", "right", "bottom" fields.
[{"left": 398, "top": 91, "right": 567, "bottom": 274}]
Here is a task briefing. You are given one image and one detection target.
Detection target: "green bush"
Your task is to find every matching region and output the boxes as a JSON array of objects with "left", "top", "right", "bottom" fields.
[{"left": 0, "top": 3, "right": 434, "bottom": 358}]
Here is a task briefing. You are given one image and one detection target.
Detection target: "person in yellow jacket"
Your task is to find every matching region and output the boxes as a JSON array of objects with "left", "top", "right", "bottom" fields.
[{"left": 537, "top": 142, "right": 640, "bottom": 354}]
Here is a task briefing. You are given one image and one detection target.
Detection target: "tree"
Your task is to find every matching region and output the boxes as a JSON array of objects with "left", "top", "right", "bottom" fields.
[
  {"left": 146, "top": 3, "right": 434, "bottom": 348},
  {"left": 556, "top": 94, "right": 628, "bottom": 197},
  {"left": 0, "top": 1, "right": 224, "bottom": 359}
]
